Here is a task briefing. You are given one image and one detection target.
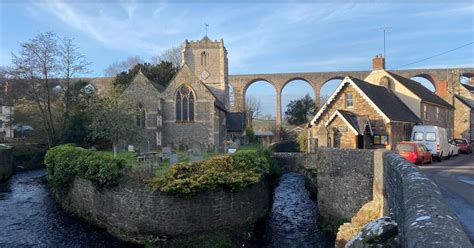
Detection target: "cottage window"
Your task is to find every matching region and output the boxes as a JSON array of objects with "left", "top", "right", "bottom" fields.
[
  {"left": 374, "top": 135, "right": 389, "bottom": 145},
  {"left": 176, "top": 85, "right": 195, "bottom": 122},
  {"left": 156, "top": 131, "right": 162, "bottom": 146},
  {"left": 345, "top": 92, "right": 353, "bottom": 108},
  {"left": 136, "top": 103, "right": 146, "bottom": 128}
]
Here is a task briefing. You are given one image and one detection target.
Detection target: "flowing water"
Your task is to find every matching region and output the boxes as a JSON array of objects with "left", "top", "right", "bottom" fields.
[
  {"left": 1, "top": 169, "right": 326, "bottom": 247},
  {"left": 0, "top": 168, "right": 136, "bottom": 247},
  {"left": 266, "top": 172, "right": 327, "bottom": 248}
]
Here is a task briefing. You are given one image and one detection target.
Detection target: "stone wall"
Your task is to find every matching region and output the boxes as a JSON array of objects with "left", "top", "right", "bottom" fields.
[
  {"left": 274, "top": 148, "right": 374, "bottom": 221},
  {"left": 379, "top": 151, "right": 472, "bottom": 247},
  {"left": 55, "top": 177, "right": 271, "bottom": 244},
  {"left": 274, "top": 149, "right": 472, "bottom": 247},
  {"left": 0, "top": 146, "right": 12, "bottom": 182}
]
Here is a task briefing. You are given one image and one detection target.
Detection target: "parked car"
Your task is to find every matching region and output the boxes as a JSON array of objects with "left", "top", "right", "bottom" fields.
[
  {"left": 411, "top": 125, "right": 449, "bottom": 162},
  {"left": 448, "top": 140, "right": 459, "bottom": 157},
  {"left": 13, "top": 124, "right": 34, "bottom": 137},
  {"left": 453, "top": 138, "right": 472, "bottom": 154},
  {"left": 396, "top": 141, "right": 432, "bottom": 166}
]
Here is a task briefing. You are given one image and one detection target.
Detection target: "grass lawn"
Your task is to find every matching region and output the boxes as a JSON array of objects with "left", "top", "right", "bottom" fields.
[
  {"left": 97, "top": 150, "right": 137, "bottom": 167},
  {"left": 97, "top": 146, "right": 255, "bottom": 177}
]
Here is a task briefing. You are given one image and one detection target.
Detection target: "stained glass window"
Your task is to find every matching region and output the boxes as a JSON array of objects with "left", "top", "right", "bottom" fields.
[{"left": 176, "top": 85, "right": 195, "bottom": 121}]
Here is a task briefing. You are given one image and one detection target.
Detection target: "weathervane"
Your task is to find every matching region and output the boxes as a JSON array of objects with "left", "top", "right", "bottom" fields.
[{"left": 205, "top": 23, "right": 209, "bottom": 36}]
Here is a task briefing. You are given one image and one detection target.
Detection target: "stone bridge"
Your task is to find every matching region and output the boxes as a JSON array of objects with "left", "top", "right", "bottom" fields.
[{"left": 229, "top": 68, "right": 474, "bottom": 127}]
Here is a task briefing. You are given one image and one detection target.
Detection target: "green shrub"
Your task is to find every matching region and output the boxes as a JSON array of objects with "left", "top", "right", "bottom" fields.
[
  {"left": 45, "top": 144, "right": 126, "bottom": 191},
  {"left": 246, "top": 127, "right": 256, "bottom": 143},
  {"left": 297, "top": 126, "right": 308, "bottom": 152},
  {"left": 148, "top": 151, "right": 271, "bottom": 196}
]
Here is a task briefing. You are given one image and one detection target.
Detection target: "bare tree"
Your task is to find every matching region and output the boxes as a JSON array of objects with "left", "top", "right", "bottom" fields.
[
  {"left": 11, "top": 32, "right": 59, "bottom": 147},
  {"left": 103, "top": 55, "right": 143, "bottom": 77},
  {"left": 320, "top": 94, "right": 330, "bottom": 106},
  {"left": 245, "top": 96, "right": 261, "bottom": 127},
  {"left": 58, "top": 37, "right": 91, "bottom": 129},
  {"left": 151, "top": 46, "right": 182, "bottom": 69}
]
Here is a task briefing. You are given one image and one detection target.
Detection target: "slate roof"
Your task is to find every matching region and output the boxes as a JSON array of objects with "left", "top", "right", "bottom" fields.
[
  {"left": 336, "top": 110, "right": 372, "bottom": 135},
  {"left": 455, "top": 95, "right": 474, "bottom": 109},
  {"left": 226, "top": 112, "right": 245, "bottom": 132},
  {"left": 349, "top": 77, "right": 421, "bottom": 123},
  {"left": 461, "top": 83, "right": 474, "bottom": 92},
  {"left": 386, "top": 71, "right": 453, "bottom": 109}
]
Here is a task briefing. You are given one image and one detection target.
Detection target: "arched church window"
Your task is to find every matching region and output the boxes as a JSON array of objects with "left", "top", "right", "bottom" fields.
[
  {"left": 136, "top": 103, "right": 146, "bottom": 128},
  {"left": 176, "top": 85, "right": 195, "bottom": 122},
  {"left": 201, "top": 51, "right": 207, "bottom": 66}
]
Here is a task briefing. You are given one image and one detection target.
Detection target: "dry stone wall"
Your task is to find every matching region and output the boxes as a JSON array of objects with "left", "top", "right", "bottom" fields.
[{"left": 55, "top": 177, "right": 271, "bottom": 244}]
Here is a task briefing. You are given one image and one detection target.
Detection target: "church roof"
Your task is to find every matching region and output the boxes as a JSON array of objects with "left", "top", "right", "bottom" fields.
[
  {"left": 200, "top": 35, "right": 212, "bottom": 43},
  {"left": 386, "top": 71, "right": 453, "bottom": 109}
]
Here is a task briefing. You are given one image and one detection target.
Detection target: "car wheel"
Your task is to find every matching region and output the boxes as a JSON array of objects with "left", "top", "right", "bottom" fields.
[
  {"left": 429, "top": 156, "right": 433, "bottom": 164},
  {"left": 419, "top": 158, "right": 424, "bottom": 166}
]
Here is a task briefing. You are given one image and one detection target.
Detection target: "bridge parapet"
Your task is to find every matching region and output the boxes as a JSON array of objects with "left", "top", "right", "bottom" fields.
[{"left": 272, "top": 149, "right": 472, "bottom": 247}]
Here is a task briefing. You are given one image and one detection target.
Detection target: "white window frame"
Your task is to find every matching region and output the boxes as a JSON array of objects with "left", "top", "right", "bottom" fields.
[{"left": 345, "top": 92, "right": 353, "bottom": 108}]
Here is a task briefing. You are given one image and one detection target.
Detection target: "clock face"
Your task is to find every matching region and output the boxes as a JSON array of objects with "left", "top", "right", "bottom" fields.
[{"left": 200, "top": 70, "right": 210, "bottom": 80}]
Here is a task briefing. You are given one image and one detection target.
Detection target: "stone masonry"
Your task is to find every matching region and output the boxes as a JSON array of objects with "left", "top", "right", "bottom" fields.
[{"left": 55, "top": 177, "right": 271, "bottom": 244}]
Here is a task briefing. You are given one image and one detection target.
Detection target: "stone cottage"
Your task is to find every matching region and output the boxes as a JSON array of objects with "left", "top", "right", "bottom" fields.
[
  {"left": 364, "top": 56, "right": 455, "bottom": 137},
  {"left": 120, "top": 36, "right": 243, "bottom": 151},
  {"left": 308, "top": 76, "right": 420, "bottom": 150}
]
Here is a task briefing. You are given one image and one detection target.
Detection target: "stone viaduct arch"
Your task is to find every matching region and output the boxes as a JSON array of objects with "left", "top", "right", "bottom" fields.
[{"left": 229, "top": 68, "right": 474, "bottom": 128}]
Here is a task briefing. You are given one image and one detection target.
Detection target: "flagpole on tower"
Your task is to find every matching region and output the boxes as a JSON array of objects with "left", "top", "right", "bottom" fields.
[{"left": 205, "top": 23, "right": 209, "bottom": 36}]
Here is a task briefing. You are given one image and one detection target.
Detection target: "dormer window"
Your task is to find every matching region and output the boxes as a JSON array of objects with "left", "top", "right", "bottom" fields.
[{"left": 345, "top": 92, "right": 353, "bottom": 108}]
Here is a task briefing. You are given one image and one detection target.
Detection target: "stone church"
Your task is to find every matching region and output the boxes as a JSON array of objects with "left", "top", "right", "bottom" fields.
[{"left": 120, "top": 36, "right": 244, "bottom": 151}]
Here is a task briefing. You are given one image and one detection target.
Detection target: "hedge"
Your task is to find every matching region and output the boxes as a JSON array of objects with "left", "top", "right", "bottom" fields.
[
  {"left": 45, "top": 144, "right": 126, "bottom": 191},
  {"left": 148, "top": 151, "right": 271, "bottom": 196}
]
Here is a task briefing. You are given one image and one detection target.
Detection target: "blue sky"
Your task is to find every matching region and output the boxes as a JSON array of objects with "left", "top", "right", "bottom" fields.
[{"left": 1, "top": 0, "right": 473, "bottom": 117}]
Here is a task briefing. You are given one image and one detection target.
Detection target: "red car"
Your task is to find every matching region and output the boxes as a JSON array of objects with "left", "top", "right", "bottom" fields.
[
  {"left": 453, "top": 138, "right": 472, "bottom": 154},
  {"left": 396, "top": 142, "right": 432, "bottom": 166}
]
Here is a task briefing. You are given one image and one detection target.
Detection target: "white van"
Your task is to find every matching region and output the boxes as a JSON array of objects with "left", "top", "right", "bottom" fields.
[{"left": 411, "top": 125, "right": 450, "bottom": 162}]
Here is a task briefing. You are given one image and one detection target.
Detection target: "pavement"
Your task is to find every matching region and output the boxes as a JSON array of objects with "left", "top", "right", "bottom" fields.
[{"left": 418, "top": 152, "right": 474, "bottom": 243}]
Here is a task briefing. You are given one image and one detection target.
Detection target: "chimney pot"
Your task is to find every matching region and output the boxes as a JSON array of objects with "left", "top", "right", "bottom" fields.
[{"left": 372, "top": 55, "right": 385, "bottom": 70}]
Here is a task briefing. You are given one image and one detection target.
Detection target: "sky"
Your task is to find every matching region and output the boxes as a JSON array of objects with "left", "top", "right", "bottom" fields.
[{"left": 1, "top": 0, "right": 473, "bottom": 117}]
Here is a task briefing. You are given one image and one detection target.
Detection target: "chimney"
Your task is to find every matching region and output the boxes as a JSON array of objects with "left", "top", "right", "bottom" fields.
[{"left": 372, "top": 54, "right": 385, "bottom": 70}]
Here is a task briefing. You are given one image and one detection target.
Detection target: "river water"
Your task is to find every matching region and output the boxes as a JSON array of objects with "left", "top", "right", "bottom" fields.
[
  {"left": 266, "top": 172, "right": 327, "bottom": 248},
  {"left": 1, "top": 169, "right": 326, "bottom": 247},
  {"left": 0, "top": 168, "right": 136, "bottom": 247}
]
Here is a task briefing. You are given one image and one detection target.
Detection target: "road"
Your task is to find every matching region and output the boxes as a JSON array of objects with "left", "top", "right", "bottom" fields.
[{"left": 418, "top": 152, "right": 474, "bottom": 243}]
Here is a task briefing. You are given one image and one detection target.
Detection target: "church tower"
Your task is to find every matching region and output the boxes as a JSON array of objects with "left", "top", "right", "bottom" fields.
[{"left": 182, "top": 36, "right": 229, "bottom": 108}]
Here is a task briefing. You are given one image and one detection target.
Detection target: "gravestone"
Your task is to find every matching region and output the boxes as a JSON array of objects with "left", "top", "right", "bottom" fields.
[
  {"left": 169, "top": 153, "right": 178, "bottom": 165},
  {"left": 189, "top": 143, "right": 203, "bottom": 162},
  {"left": 162, "top": 146, "right": 172, "bottom": 158}
]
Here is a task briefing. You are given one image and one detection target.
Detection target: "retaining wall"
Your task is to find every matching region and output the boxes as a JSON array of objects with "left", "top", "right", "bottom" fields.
[
  {"left": 0, "top": 146, "right": 13, "bottom": 182},
  {"left": 274, "top": 148, "right": 374, "bottom": 221},
  {"left": 274, "top": 149, "right": 472, "bottom": 247},
  {"left": 55, "top": 177, "right": 271, "bottom": 244}
]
